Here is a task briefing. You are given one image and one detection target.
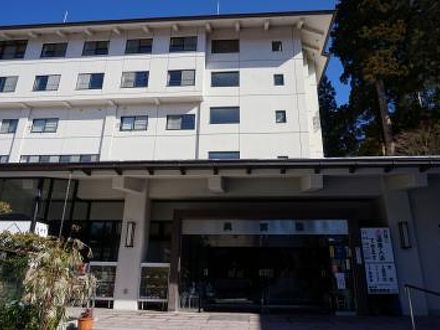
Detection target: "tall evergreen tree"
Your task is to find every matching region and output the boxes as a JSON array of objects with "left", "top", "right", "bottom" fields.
[
  {"left": 318, "top": 76, "right": 359, "bottom": 156},
  {"left": 331, "top": 0, "right": 409, "bottom": 155}
]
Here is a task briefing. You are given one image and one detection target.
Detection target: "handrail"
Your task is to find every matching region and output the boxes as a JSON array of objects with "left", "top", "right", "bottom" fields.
[
  {"left": 405, "top": 284, "right": 440, "bottom": 330},
  {"left": 405, "top": 284, "right": 440, "bottom": 297}
]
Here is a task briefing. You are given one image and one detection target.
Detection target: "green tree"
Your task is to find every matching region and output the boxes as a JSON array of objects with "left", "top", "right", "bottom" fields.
[
  {"left": 332, "top": 0, "right": 409, "bottom": 155},
  {"left": 318, "top": 76, "right": 359, "bottom": 156}
]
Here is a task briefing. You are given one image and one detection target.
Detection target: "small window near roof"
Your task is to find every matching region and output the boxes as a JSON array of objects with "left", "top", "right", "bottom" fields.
[
  {"left": 274, "top": 74, "right": 285, "bottom": 86},
  {"left": 0, "top": 40, "right": 27, "bottom": 60},
  {"left": 212, "top": 40, "right": 240, "bottom": 53},
  {"left": 272, "top": 41, "right": 283, "bottom": 52},
  {"left": 82, "top": 41, "right": 109, "bottom": 56},
  {"left": 41, "top": 43, "right": 67, "bottom": 58},
  {"left": 125, "top": 39, "right": 153, "bottom": 54},
  {"left": 169, "top": 37, "right": 197, "bottom": 52},
  {"left": 275, "top": 110, "right": 287, "bottom": 123},
  {"left": 208, "top": 152, "right": 240, "bottom": 160}
]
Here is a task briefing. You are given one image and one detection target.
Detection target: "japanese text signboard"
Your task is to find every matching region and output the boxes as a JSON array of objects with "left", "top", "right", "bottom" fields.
[{"left": 361, "top": 228, "right": 399, "bottom": 295}]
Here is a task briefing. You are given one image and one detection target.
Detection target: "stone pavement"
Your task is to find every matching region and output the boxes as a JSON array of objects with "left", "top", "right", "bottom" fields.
[{"left": 66, "top": 309, "right": 440, "bottom": 330}]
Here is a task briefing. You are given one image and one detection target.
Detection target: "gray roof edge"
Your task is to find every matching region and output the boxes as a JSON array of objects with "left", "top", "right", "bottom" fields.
[{"left": 0, "top": 10, "right": 335, "bottom": 31}]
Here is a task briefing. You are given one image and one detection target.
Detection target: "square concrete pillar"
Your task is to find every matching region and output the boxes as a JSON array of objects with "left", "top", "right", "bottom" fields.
[
  {"left": 113, "top": 181, "right": 150, "bottom": 310},
  {"left": 382, "top": 188, "right": 429, "bottom": 315}
]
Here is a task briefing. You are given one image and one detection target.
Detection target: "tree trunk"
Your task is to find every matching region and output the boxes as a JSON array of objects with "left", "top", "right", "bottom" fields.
[{"left": 375, "top": 79, "right": 395, "bottom": 155}]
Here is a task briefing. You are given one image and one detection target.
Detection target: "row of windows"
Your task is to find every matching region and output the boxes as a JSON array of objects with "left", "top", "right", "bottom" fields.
[
  {"left": 20, "top": 154, "right": 99, "bottom": 163},
  {"left": 0, "top": 151, "right": 294, "bottom": 163},
  {"left": 0, "top": 38, "right": 284, "bottom": 60},
  {"left": 9, "top": 152, "right": 239, "bottom": 163},
  {"left": 0, "top": 109, "right": 287, "bottom": 134},
  {"left": 0, "top": 71, "right": 286, "bottom": 93}
]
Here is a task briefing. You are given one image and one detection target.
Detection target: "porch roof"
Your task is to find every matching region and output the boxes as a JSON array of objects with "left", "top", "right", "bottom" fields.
[{"left": 0, "top": 156, "right": 439, "bottom": 177}]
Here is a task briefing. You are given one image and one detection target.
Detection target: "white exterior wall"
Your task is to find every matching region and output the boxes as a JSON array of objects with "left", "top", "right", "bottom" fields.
[{"left": 0, "top": 25, "right": 323, "bottom": 161}]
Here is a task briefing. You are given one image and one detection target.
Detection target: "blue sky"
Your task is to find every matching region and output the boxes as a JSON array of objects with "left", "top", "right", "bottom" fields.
[{"left": 0, "top": 0, "right": 349, "bottom": 104}]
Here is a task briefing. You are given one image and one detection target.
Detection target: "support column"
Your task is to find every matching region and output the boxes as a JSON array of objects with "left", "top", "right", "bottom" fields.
[
  {"left": 99, "top": 105, "right": 117, "bottom": 161},
  {"left": 113, "top": 179, "right": 150, "bottom": 310},
  {"left": 9, "top": 107, "right": 31, "bottom": 163},
  {"left": 382, "top": 187, "right": 428, "bottom": 315}
]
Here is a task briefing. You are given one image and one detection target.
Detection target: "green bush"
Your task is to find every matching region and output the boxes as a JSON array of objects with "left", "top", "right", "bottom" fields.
[{"left": 0, "top": 301, "right": 39, "bottom": 330}]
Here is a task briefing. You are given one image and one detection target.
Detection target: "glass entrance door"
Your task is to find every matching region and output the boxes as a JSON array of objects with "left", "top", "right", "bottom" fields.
[{"left": 180, "top": 234, "right": 355, "bottom": 313}]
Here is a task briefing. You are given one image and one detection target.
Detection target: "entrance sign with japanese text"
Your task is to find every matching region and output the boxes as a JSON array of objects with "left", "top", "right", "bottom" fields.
[{"left": 361, "top": 228, "right": 399, "bottom": 294}]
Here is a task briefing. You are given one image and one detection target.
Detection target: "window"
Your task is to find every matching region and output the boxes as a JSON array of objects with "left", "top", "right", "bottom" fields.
[
  {"left": 211, "top": 71, "right": 239, "bottom": 87},
  {"left": 20, "top": 154, "right": 98, "bottom": 163},
  {"left": 166, "top": 114, "right": 195, "bottom": 130},
  {"left": 0, "top": 40, "right": 27, "bottom": 59},
  {"left": 125, "top": 39, "right": 153, "bottom": 54},
  {"left": 120, "top": 116, "right": 148, "bottom": 131},
  {"left": 0, "top": 119, "right": 18, "bottom": 133},
  {"left": 210, "top": 107, "right": 240, "bottom": 124},
  {"left": 0, "top": 155, "right": 8, "bottom": 163},
  {"left": 0, "top": 76, "right": 18, "bottom": 93},
  {"left": 76, "top": 73, "right": 104, "bottom": 90},
  {"left": 169, "top": 37, "right": 197, "bottom": 52},
  {"left": 40, "top": 43, "right": 68, "bottom": 58},
  {"left": 274, "top": 74, "right": 285, "bottom": 86},
  {"left": 275, "top": 110, "right": 287, "bottom": 123},
  {"left": 208, "top": 152, "right": 240, "bottom": 160},
  {"left": 167, "top": 70, "right": 195, "bottom": 86},
  {"left": 33, "top": 75, "right": 61, "bottom": 91},
  {"left": 212, "top": 40, "right": 239, "bottom": 53},
  {"left": 121, "top": 71, "right": 149, "bottom": 88},
  {"left": 31, "top": 118, "right": 58, "bottom": 133},
  {"left": 272, "top": 41, "right": 283, "bottom": 52},
  {"left": 82, "top": 41, "right": 109, "bottom": 56}
]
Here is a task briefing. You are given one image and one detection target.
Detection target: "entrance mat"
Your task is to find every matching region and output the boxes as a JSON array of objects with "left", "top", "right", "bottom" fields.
[{"left": 208, "top": 314, "right": 250, "bottom": 322}]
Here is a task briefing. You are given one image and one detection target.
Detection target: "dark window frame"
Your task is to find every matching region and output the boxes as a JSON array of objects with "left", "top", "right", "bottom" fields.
[
  {"left": 76, "top": 73, "right": 105, "bottom": 90},
  {"left": 167, "top": 70, "right": 196, "bottom": 87},
  {"left": 0, "top": 119, "right": 18, "bottom": 134},
  {"left": 121, "top": 71, "right": 149, "bottom": 88},
  {"left": 166, "top": 114, "right": 196, "bottom": 130},
  {"left": 272, "top": 41, "right": 283, "bottom": 52},
  {"left": 40, "top": 42, "right": 68, "bottom": 58},
  {"left": 0, "top": 76, "right": 18, "bottom": 93},
  {"left": 211, "top": 71, "right": 240, "bottom": 87},
  {"left": 275, "top": 110, "right": 287, "bottom": 123},
  {"left": 208, "top": 151, "right": 240, "bottom": 160},
  {"left": 274, "top": 74, "right": 285, "bottom": 86},
  {"left": 210, "top": 107, "right": 240, "bottom": 124},
  {"left": 31, "top": 118, "right": 59, "bottom": 133},
  {"left": 0, "top": 40, "right": 28, "bottom": 60},
  {"left": 211, "top": 39, "right": 240, "bottom": 54},
  {"left": 33, "top": 74, "right": 61, "bottom": 92},
  {"left": 82, "top": 41, "right": 109, "bottom": 56},
  {"left": 169, "top": 36, "right": 198, "bottom": 52},
  {"left": 125, "top": 38, "right": 153, "bottom": 54},
  {"left": 120, "top": 116, "right": 149, "bottom": 131}
]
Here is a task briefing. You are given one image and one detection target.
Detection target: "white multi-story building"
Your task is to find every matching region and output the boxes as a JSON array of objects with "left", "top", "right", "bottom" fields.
[
  {"left": 0, "top": 10, "right": 440, "bottom": 318},
  {"left": 0, "top": 11, "right": 330, "bottom": 163}
]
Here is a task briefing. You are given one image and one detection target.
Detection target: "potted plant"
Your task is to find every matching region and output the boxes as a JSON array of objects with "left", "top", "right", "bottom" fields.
[{"left": 78, "top": 308, "right": 94, "bottom": 330}]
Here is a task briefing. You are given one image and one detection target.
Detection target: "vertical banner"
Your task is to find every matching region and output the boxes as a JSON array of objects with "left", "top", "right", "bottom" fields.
[{"left": 361, "top": 228, "right": 399, "bottom": 294}]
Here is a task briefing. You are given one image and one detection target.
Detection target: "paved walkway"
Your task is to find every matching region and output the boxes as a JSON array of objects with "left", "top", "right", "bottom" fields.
[{"left": 66, "top": 309, "right": 440, "bottom": 330}]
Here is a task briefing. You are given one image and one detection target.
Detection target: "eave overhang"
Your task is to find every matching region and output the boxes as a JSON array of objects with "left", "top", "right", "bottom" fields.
[{"left": 0, "top": 157, "right": 438, "bottom": 179}]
